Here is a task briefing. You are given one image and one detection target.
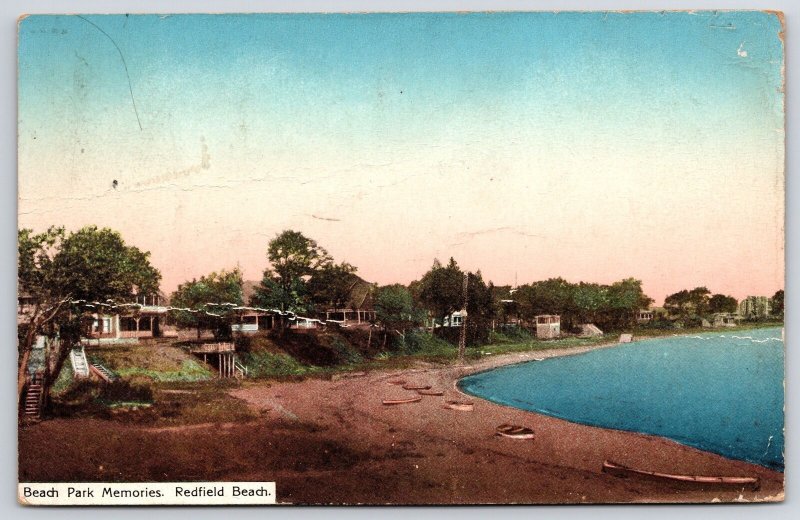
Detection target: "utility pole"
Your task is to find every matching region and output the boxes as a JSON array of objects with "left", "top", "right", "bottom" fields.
[{"left": 458, "top": 272, "right": 468, "bottom": 364}]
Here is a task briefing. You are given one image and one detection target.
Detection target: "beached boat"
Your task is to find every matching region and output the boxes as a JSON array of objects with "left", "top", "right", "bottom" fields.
[
  {"left": 417, "top": 389, "right": 444, "bottom": 396},
  {"left": 444, "top": 400, "right": 474, "bottom": 411},
  {"left": 387, "top": 380, "right": 407, "bottom": 385},
  {"left": 402, "top": 384, "right": 432, "bottom": 390},
  {"left": 382, "top": 396, "right": 423, "bottom": 405},
  {"left": 495, "top": 424, "right": 535, "bottom": 440},
  {"left": 601, "top": 461, "right": 760, "bottom": 490}
]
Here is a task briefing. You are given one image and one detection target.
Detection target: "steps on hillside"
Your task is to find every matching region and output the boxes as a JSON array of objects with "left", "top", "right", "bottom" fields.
[
  {"left": 234, "top": 358, "right": 248, "bottom": 379},
  {"left": 23, "top": 383, "right": 42, "bottom": 420},
  {"left": 89, "top": 362, "right": 118, "bottom": 383},
  {"left": 70, "top": 348, "right": 90, "bottom": 378}
]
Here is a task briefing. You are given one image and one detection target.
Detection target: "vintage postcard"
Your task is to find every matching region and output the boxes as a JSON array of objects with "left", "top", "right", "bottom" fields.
[{"left": 17, "top": 12, "right": 784, "bottom": 505}]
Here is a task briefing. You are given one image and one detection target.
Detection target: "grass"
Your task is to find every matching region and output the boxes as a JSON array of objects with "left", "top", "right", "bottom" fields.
[
  {"left": 240, "top": 351, "right": 317, "bottom": 378},
  {"left": 50, "top": 356, "right": 75, "bottom": 396},
  {"left": 88, "top": 343, "right": 213, "bottom": 382},
  {"left": 115, "top": 359, "right": 213, "bottom": 382}
]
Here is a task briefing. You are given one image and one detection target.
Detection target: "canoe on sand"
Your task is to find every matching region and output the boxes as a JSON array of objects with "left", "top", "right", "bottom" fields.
[
  {"left": 444, "top": 400, "right": 474, "bottom": 411},
  {"left": 382, "top": 396, "right": 423, "bottom": 405},
  {"left": 417, "top": 389, "right": 444, "bottom": 396},
  {"left": 495, "top": 424, "right": 535, "bottom": 440},
  {"left": 602, "top": 460, "right": 760, "bottom": 490},
  {"left": 402, "top": 384, "right": 432, "bottom": 390}
]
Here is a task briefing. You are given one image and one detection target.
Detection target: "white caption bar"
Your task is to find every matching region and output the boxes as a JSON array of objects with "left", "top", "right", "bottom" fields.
[{"left": 19, "top": 482, "right": 276, "bottom": 506}]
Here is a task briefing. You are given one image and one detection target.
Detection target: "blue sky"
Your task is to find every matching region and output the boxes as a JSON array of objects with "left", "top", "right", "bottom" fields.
[{"left": 17, "top": 12, "right": 785, "bottom": 302}]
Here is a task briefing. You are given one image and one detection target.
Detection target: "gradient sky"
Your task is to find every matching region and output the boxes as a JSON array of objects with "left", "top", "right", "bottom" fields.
[{"left": 18, "top": 12, "right": 784, "bottom": 304}]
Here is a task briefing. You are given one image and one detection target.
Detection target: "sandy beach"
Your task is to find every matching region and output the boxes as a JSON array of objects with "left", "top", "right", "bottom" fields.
[
  {"left": 225, "top": 340, "right": 784, "bottom": 504},
  {"left": 19, "top": 339, "right": 783, "bottom": 504}
]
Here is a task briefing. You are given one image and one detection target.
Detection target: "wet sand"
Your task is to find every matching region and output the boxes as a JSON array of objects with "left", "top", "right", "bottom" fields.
[{"left": 229, "top": 340, "right": 784, "bottom": 504}]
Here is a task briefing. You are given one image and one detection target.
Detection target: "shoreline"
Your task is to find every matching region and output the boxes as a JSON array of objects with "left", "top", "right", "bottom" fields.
[
  {"left": 224, "top": 328, "right": 783, "bottom": 503},
  {"left": 454, "top": 328, "right": 784, "bottom": 473},
  {"left": 19, "top": 327, "right": 783, "bottom": 504}
]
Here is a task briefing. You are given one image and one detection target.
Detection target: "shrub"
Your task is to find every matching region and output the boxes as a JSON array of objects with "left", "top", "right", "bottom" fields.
[
  {"left": 241, "top": 352, "right": 310, "bottom": 378},
  {"left": 398, "top": 331, "right": 454, "bottom": 356},
  {"left": 330, "top": 337, "right": 363, "bottom": 364}
]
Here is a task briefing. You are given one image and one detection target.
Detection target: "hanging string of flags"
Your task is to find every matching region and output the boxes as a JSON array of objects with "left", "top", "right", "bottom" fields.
[{"left": 67, "top": 299, "right": 350, "bottom": 326}]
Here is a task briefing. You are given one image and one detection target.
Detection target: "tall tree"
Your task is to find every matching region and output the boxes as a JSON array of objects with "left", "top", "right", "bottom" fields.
[
  {"left": 374, "top": 284, "right": 420, "bottom": 346},
  {"left": 253, "top": 230, "right": 333, "bottom": 317},
  {"left": 708, "top": 294, "right": 739, "bottom": 314},
  {"left": 464, "top": 271, "right": 496, "bottom": 344},
  {"left": 664, "top": 286, "right": 712, "bottom": 321},
  {"left": 306, "top": 262, "right": 359, "bottom": 313},
  {"left": 606, "top": 278, "right": 654, "bottom": 329},
  {"left": 417, "top": 258, "right": 465, "bottom": 333},
  {"left": 771, "top": 290, "right": 784, "bottom": 317},
  {"left": 18, "top": 226, "right": 161, "bottom": 405},
  {"left": 170, "top": 268, "right": 244, "bottom": 339}
]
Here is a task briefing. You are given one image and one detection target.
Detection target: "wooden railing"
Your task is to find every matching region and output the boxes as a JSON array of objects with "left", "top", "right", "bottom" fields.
[{"left": 188, "top": 342, "right": 235, "bottom": 354}]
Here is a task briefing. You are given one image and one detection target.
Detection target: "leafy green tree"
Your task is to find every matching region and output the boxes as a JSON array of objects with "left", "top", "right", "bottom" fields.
[
  {"left": 605, "top": 278, "right": 653, "bottom": 329},
  {"left": 513, "top": 278, "right": 573, "bottom": 325},
  {"left": 664, "top": 289, "right": 692, "bottom": 321},
  {"left": 708, "top": 294, "right": 738, "bottom": 314},
  {"left": 253, "top": 230, "right": 333, "bottom": 321},
  {"left": 664, "top": 286, "right": 711, "bottom": 322},
  {"left": 417, "top": 258, "right": 465, "bottom": 332},
  {"left": 375, "top": 284, "right": 421, "bottom": 346},
  {"left": 306, "top": 262, "right": 358, "bottom": 313},
  {"left": 170, "top": 268, "right": 244, "bottom": 339},
  {"left": 688, "top": 287, "right": 712, "bottom": 318},
  {"left": 18, "top": 226, "right": 161, "bottom": 405},
  {"left": 571, "top": 282, "right": 608, "bottom": 326},
  {"left": 771, "top": 290, "right": 784, "bottom": 317},
  {"left": 465, "top": 271, "right": 496, "bottom": 344}
]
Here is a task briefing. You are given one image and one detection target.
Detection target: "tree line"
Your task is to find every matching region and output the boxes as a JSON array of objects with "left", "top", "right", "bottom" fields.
[{"left": 17, "top": 225, "right": 784, "bottom": 404}]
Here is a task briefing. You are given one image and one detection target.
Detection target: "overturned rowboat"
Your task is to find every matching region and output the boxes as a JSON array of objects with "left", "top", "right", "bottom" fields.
[
  {"left": 387, "top": 380, "right": 407, "bottom": 386},
  {"left": 602, "top": 461, "right": 760, "bottom": 490},
  {"left": 417, "top": 389, "right": 444, "bottom": 396},
  {"left": 444, "top": 400, "right": 474, "bottom": 411},
  {"left": 402, "top": 384, "right": 432, "bottom": 391},
  {"left": 496, "top": 423, "right": 535, "bottom": 440},
  {"left": 382, "top": 396, "right": 423, "bottom": 405}
]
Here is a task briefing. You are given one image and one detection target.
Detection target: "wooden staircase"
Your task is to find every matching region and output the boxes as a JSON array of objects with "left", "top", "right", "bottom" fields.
[
  {"left": 234, "top": 358, "right": 248, "bottom": 379},
  {"left": 23, "top": 373, "right": 44, "bottom": 421},
  {"left": 70, "top": 347, "right": 90, "bottom": 378},
  {"left": 89, "top": 362, "right": 118, "bottom": 383}
]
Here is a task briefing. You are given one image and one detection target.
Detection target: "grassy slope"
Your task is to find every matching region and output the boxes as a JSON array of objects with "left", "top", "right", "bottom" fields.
[{"left": 87, "top": 342, "right": 213, "bottom": 382}]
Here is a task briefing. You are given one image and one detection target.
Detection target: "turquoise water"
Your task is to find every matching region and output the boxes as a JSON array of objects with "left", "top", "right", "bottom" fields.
[{"left": 459, "top": 328, "right": 785, "bottom": 471}]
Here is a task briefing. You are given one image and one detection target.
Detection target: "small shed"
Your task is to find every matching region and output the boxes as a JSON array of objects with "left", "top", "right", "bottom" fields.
[
  {"left": 713, "top": 313, "right": 739, "bottom": 328},
  {"left": 637, "top": 310, "right": 654, "bottom": 323},
  {"left": 443, "top": 310, "right": 467, "bottom": 328},
  {"left": 535, "top": 315, "right": 560, "bottom": 339}
]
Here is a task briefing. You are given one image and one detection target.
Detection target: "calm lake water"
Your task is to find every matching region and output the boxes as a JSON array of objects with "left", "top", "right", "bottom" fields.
[{"left": 459, "top": 327, "right": 785, "bottom": 471}]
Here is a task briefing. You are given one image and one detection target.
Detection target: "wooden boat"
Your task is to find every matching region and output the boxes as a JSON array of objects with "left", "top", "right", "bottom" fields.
[
  {"left": 382, "top": 396, "right": 423, "bottom": 405},
  {"left": 387, "top": 379, "right": 407, "bottom": 385},
  {"left": 444, "top": 400, "right": 474, "bottom": 411},
  {"left": 601, "top": 461, "right": 760, "bottom": 490},
  {"left": 402, "top": 384, "right": 432, "bottom": 391},
  {"left": 495, "top": 423, "right": 535, "bottom": 440},
  {"left": 417, "top": 389, "right": 444, "bottom": 396}
]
